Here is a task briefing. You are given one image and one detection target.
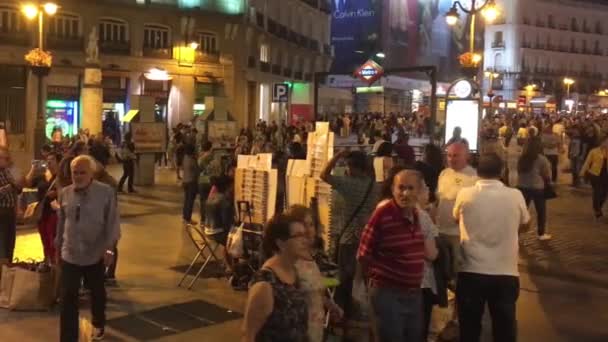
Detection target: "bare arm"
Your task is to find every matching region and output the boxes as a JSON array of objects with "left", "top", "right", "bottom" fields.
[
  {"left": 242, "top": 282, "right": 273, "bottom": 342},
  {"left": 424, "top": 238, "right": 438, "bottom": 261},
  {"left": 320, "top": 149, "right": 348, "bottom": 183}
]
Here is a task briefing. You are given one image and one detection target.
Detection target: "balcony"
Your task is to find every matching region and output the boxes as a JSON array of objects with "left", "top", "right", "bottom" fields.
[
  {"left": 277, "top": 24, "right": 288, "bottom": 39},
  {"left": 256, "top": 13, "right": 265, "bottom": 28},
  {"left": 521, "top": 42, "right": 531, "bottom": 48},
  {"left": 558, "top": 45, "right": 568, "bottom": 52},
  {"left": 267, "top": 19, "right": 277, "bottom": 35},
  {"left": 572, "top": 24, "right": 579, "bottom": 32},
  {"left": 491, "top": 41, "right": 505, "bottom": 48},
  {"left": 582, "top": 48, "right": 591, "bottom": 55},
  {"left": 535, "top": 21, "right": 546, "bottom": 28},
  {"left": 248, "top": 56, "right": 256, "bottom": 68},
  {"left": 271, "top": 64, "right": 281, "bottom": 75},
  {"left": 143, "top": 47, "right": 172, "bottom": 59},
  {"left": 594, "top": 48, "right": 603, "bottom": 56},
  {"left": 304, "top": 73, "right": 312, "bottom": 81},
  {"left": 570, "top": 47, "right": 580, "bottom": 53},
  {"left": 583, "top": 26, "right": 591, "bottom": 34},
  {"left": 523, "top": 18, "right": 530, "bottom": 25},
  {"left": 535, "top": 43, "right": 545, "bottom": 49},
  {"left": 195, "top": 51, "right": 220, "bottom": 64},
  {"left": 300, "top": 0, "right": 318, "bottom": 9},
  {"left": 310, "top": 40, "right": 320, "bottom": 52},
  {"left": 558, "top": 24, "right": 568, "bottom": 31},
  {"left": 47, "top": 36, "right": 83, "bottom": 51},
  {"left": 260, "top": 61, "right": 270, "bottom": 72},
  {"left": 0, "top": 31, "right": 30, "bottom": 46},
  {"left": 100, "top": 40, "right": 130, "bottom": 55},
  {"left": 548, "top": 22, "right": 556, "bottom": 29}
]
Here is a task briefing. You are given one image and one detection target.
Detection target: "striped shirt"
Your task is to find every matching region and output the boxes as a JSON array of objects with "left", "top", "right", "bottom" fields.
[
  {"left": 0, "top": 168, "right": 17, "bottom": 208},
  {"left": 357, "top": 200, "right": 425, "bottom": 290}
]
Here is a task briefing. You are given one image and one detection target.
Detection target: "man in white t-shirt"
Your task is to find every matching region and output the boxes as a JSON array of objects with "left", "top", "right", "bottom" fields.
[
  {"left": 436, "top": 142, "right": 477, "bottom": 340},
  {"left": 453, "top": 154, "right": 530, "bottom": 342},
  {"left": 437, "top": 142, "right": 477, "bottom": 272}
]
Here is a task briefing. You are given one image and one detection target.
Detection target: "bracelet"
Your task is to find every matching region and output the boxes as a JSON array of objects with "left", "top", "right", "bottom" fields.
[{"left": 105, "top": 250, "right": 115, "bottom": 256}]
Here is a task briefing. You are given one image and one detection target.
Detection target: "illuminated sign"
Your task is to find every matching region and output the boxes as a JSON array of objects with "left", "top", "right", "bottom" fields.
[
  {"left": 356, "top": 86, "right": 384, "bottom": 93},
  {"left": 354, "top": 59, "right": 384, "bottom": 85},
  {"left": 453, "top": 80, "right": 473, "bottom": 99}
]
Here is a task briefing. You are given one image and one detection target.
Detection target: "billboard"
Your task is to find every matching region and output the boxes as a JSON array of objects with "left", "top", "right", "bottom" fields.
[
  {"left": 330, "top": 0, "right": 381, "bottom": 73},
  {"left": 329, "top": 1, "right": 481, "bottom": 80},
  {"left": 445, "top": 99, "right": 480, "bottom": 150}
]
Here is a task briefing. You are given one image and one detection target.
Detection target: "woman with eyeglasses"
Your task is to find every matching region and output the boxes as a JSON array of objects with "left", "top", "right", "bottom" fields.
[{"left": 242, "top": 213, "right": 310, "bottom": 342}]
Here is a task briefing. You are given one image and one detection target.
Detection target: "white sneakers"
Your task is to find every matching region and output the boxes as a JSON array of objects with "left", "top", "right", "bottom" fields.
[{"left": 538, "top": 234, "right": 552, "bottom": 241}]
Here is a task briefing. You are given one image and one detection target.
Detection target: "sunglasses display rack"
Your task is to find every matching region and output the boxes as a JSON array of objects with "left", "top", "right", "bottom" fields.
[{"left": 235, "top": 153, "right": 277, "bottom": 225}]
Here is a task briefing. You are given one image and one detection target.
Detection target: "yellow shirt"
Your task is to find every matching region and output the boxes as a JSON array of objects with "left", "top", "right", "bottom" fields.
[{"left": 581, "top": 147, "right": 608, "bottom": 177}]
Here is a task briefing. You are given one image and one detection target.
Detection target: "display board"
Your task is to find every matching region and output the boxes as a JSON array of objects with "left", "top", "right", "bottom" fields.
[
  {"left": 131, "top": 122, "right": 168, "bottom": 153},
  {"left": 444, "top": 99, "right": 480, "bottom": 151}
]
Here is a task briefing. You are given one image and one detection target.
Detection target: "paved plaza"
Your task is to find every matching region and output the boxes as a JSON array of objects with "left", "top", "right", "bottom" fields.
[{"left": 0, "top": 167, "right": 607, "bottom": 341}]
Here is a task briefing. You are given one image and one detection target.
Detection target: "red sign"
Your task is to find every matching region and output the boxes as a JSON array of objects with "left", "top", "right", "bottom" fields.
[
  {"left": 354, "top": 59, "right": 384, "bottom": 85},
  {"left": 517, "top": 96, "right": 527, "bottom": 106}
]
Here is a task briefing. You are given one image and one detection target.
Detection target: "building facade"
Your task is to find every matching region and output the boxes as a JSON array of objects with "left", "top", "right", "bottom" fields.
[
  {"left": 483, "top": 0, "right": 608, "bottom": 108},
  {"left": 0, "top": 0, "right": 332, "bottom": 168}
]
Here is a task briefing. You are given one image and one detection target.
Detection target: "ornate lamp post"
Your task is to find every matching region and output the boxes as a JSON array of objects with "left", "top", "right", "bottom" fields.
[
  {"left": 446, "top": 0, "right": 500, "bottom": 76},
  {"left": 22, "top": 2, "right": 58, "bottom": 156},
  {"left": 484, "top": 70, "right": 500, "bottom": 111}
]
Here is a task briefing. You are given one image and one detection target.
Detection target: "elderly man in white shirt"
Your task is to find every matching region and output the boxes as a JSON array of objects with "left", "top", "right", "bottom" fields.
[{"left": 453, "top": 154, "right": 530, "bottom": 342}]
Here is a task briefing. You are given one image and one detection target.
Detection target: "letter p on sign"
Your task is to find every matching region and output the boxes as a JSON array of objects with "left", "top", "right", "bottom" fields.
[{"left": 273, "top": 83, "right": 289, "bottom": 103}]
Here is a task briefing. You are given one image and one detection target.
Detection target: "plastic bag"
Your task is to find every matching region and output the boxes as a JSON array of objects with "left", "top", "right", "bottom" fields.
[{"left": 227, "top": 223, "right": 244, "bottom": 258}]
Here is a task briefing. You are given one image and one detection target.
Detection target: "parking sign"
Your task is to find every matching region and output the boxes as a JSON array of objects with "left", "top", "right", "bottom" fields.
[{"left": 273, "top": 83, "right": 289, "bottom": 103}]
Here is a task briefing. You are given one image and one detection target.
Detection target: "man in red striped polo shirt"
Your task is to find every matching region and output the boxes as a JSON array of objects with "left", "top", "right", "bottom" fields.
[{"left": 357, "top": 168, "right": 438, "bottom": 342}]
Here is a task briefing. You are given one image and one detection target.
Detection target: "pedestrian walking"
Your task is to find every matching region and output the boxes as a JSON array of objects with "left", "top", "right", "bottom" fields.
[
  {"left": 181, "top": 143, "right": 200, "bottom": 225},
  {"left": 197, "top": 141, "right": 216, "bottom": 223},
  {"left": 117, "top": 133, "right": 136, "bottom": 193},
  {"left": 436, "top": 142, "right": 477, "bottom": 338},
  {"left": 0, "top": 147, "right": 22, "bottom": 261},
  {"left": 357, "top": 167, "right": 437, "bottom": 342},
  {"left": 567, "top": 125, "right": 584, "bottom": 187},
  {"left": 55, "top": 155, "right": 121, "bottom": 341},
  {"left": 453, "top": 154, "right": 530, "bottom": 342},
  {"left": 542, "top": 124, "right": 561, "bottom": 183},
  {"left": 580, "top": 135, "right": 608, "bottom": 219},
  {"left": 242, "top": 213, "right": 310, "bottom": 342},
  {"left": 25, "top": 151, "right": 62, "bottom": 264},
  {"left": 320, "top": 150, "right": 379, "bottom": 329}
]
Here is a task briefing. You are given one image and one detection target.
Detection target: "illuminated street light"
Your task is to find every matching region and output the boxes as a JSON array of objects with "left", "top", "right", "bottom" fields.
[
  {"left": 189, "top": 41, "right": 199, "bottom": 50},
  {"left": 563, "top": 77, "right": 575, "bottom": 98},
  {"left": 472, "top": 53, "right": 482, "bottom": 64},
  {"left": 481, "top": 0, "right": 499, "bottom": 23},
  {"left": 43, "top": 2, "right": 58, "bottom": 15},
  {"left": 375, "top": 52, "right": 386, "bottom": 59},
  {"left": 445, "top": 5, "right": 460, "bottom": 26},
  {"left": 21, "top": 4, "right": 39, "bottom": 19}
]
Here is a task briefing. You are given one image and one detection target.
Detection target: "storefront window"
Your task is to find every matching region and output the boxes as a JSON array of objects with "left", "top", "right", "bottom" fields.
[{"left": 46, "top": 99, "right": 78, "bottom": 139}]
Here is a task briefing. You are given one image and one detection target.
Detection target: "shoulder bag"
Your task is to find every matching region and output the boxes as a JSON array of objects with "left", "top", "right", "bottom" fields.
[{"left": 23, "top": 178, "right": 56, "bottom": 226}]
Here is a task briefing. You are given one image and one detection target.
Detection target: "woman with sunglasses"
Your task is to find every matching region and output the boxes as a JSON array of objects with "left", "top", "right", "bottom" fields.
[{"left": 242, "top": 213, "right": 310, "bottom": 342}]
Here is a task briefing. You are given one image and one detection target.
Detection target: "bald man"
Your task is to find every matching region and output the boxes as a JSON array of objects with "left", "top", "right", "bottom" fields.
[
  {"left": 55, "top": 155, "right": 120, "bottom": 341},
  {"left": 436, "top": 143, "right": 477, "bottom": 337}
]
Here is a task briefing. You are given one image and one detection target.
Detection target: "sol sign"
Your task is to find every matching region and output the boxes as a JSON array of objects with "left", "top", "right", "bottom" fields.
[{"left": 354, "top": 59, "right": 384, "bottom": 85}]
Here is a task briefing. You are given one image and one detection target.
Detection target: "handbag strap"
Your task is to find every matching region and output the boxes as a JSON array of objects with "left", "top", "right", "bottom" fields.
[{"left": 336, "top": 177, "right": 374, "bottom": 244}]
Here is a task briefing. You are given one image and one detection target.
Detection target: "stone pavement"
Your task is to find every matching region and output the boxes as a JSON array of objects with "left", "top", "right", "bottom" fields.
[
  {"left": 1, "top": 166, "right": 607, "bottom": 341},
  {"left": 518, "top": 184, "right": 608, "bottom": 288}
]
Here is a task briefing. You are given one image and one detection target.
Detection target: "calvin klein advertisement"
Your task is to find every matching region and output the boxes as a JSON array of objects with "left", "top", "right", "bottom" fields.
[{"left": 330, "top": 0, "right": 381, "bottom": 73}]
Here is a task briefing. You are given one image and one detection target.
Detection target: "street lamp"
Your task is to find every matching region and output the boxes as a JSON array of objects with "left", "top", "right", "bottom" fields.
[
  {"left": 563, "top": 77, "right": 575, "bottom": 97},
  {"left": 484, "top": 70, "right": 500, "bottom": 110},
  {"left": 22, "top": 2, "right": 58, "bottom": 156},
  {"left": 446, "top": 0, "right": 500, "bottom": 54},
  {"left": 375, "top": 52, "right": 386, "bottom": 59}
]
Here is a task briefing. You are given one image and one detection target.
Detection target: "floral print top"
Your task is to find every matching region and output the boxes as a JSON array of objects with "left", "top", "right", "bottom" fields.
[
  {"left": 296, "top": 259, "right": 326, "bottom": 342},
  {"left": 251, "top": 268, "right": 309, "bottom": 342}
]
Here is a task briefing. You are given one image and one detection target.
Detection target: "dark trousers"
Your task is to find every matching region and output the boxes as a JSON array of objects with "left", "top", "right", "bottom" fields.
[
  {"left": 457, "top": 272, "right": 519, "bottom": 342},
  {"left": 546, "top": 154, "right": 559, "bottom": 182},
  {"left": 519, "top": 188, "right": 546, "bottom": 235},
  {"left": 0, "top": 207, "right": 16, "bottom": 261},
  {"left": 199, "top": 182, "right": 212, "bottom": 222},
  {"left": 182, "top": 181, "right": 198, "bottom": 222},
  {"left": 422, "top": 288, "right": 435, "bottom": 341},
  {"left": 60, "top": 260, "right": 106, "bottom": 342},
  {"left": 590, "top": 175, "right": 608, "bottom": 214},
  {"left": 335, "top": 243, "right": 358, "bottom": 320},
  {"left": 118, "top": 160, "right": 135, "bottom": 192}
]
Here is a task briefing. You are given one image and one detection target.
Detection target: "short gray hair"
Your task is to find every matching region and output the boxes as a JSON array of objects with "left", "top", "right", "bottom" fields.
[{"left": 70, "top": 154, "right": 97, "bottom": 171}]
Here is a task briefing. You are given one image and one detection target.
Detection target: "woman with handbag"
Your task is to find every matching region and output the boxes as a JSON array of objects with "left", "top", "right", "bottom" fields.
[
  {"left": 517, "top": 138, "right": 553, "bottom": 240},
  {"left": 24, "top": 151, "right": 62, "bottom": 264},
  {"left": 580, "top": 135, "right": 608, "bottom": 220}
]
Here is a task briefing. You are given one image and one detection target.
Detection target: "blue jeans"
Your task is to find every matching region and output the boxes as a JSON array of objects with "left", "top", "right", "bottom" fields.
[
  {"left": 182, "top": 182, "right": 198, "bottom": 221},
  {"left": 369, "top": 286, "right": 423, "bottom": 342}
]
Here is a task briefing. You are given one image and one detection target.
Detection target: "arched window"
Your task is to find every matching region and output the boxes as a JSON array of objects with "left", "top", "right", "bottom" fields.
[
  {"left": 99, "top": 18, "right": 129, "bottom": 43},
  {"left": 143, "top": 24, "right": 171, "bottom": 49},
  {"left": 48, "top": 12, "right": 80, "bottom": 38},
  {"left": 0, "top": 5, "right": 25, "bottom": 33},
  {"left": 196, "top": 31, "right": 218, "bottom": 54}
]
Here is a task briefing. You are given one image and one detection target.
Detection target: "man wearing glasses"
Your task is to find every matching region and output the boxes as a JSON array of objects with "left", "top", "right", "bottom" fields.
[{"left": 55, "top": 155, "right": 120, "bottom": 341}]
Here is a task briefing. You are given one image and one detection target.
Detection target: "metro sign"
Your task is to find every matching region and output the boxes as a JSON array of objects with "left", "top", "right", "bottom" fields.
[{"left": 354, "top": 59, "right": 384, "bottom": 85}]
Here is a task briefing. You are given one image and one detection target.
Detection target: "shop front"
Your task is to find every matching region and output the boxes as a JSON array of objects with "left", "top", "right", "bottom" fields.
[
  {"left": 46, "top": 85, "right": 80, "bottom": 140},
  {"left": 102, "top": 76, "right": 129, "bottom": 144},
  {"left": 142, "top": 78, "right": 171, "bottom": 123}
]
